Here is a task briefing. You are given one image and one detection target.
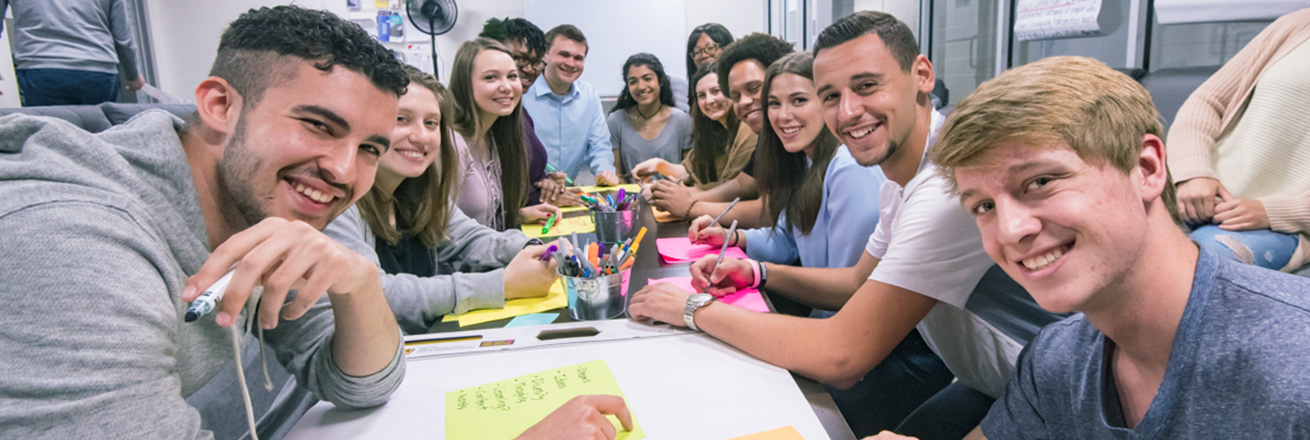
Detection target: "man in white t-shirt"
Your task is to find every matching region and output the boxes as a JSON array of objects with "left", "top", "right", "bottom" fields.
[{"left": 628, "top": 11, "right": 1059, "bottom": 439}]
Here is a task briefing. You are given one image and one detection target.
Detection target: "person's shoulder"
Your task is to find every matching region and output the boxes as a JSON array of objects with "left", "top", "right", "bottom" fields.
[
  {"left": 669, "top": 107, "right": 692, "bottom": 122},
  {"left": 1214, "top": 259, "right": 1310, "bottom": 314},
  {"left": 827, "top": 146, "right": 882, "bottom": 180},
  {"left": 1022, "top": 312, "right": 1101, "bottom": 369}
]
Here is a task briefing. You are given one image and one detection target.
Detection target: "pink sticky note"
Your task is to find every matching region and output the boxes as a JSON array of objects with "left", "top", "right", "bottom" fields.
[
  {"left": 655, "top": 237, "right": 749, "bottom": 264},
  {"left": 646, "top": 277, "right": 770, "bottom": 313}
]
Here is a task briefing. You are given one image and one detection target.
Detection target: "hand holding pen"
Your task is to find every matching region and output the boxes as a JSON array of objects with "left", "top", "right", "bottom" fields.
[{"left": 181, "top": 216, "right": 397, "bottom": 374}]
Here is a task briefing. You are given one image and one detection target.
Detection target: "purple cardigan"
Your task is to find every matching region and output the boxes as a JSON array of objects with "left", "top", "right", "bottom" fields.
[{"left": 523, "top": 109, "right": 548, "bottom": 205}]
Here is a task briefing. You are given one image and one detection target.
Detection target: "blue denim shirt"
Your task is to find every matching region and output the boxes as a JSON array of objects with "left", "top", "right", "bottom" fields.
[{"left": 521, "top": 76, "right": 617, "bottom": 179}]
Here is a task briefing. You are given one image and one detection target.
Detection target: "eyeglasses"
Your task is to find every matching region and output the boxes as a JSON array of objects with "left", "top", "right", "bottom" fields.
[
  {"left": 513, "top": 55, "right": 545, "bottom": 72},
  {"left": 692, "top": 43, "right": 720, "bottom": 58}
]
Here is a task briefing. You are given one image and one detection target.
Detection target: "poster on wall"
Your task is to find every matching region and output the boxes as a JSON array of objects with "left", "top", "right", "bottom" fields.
[
  {"left": 402, "top": 44, "right": 438, "bottom": 77},
  {"left": 1014, "top": 0, "right": 1107, "bottom": 41}
]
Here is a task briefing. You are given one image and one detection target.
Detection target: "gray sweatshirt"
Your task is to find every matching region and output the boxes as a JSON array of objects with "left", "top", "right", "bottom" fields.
[
  {"left": 0, "top": 111, "right": 405, "bottom": 439},
  {"left": 2, "top": 0, "right": 141, "bottom": 79},
  {"left": 324, "top": 205, "right": 528, "bottom": 334}
]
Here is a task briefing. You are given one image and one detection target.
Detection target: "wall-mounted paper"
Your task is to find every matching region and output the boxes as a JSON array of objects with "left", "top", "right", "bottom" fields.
[
  {"left": 446, "top": 359, "right": 645, "bottom": 440},
  {"left": 1014, "top": 0, "right": 1107, "bottom": 41}
]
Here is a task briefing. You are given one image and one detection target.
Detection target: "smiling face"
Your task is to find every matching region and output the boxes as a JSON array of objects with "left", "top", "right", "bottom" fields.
[
  {"left": 954, "top": 140, "right": 1152, "bottom": 314},
  {"left": 626, "top": 64, "right": 661, "bottom": 107},
  {"left": 727, "top": 59, "right": 767, "bottom": 134},
  {"left": 216, "top": 62, "right": 397, "bottom": 231},
  {"left": 695, "top": 72, "right": 730, "bottom": 122},
  {"left": 379, "top": 84, "right": 441, "bottom": 181},
  {"left": 504, "top": 39, "right": 542, "bottom": 91},
  {"left": 692, "top": 33, "right": 722, "bottom": 69},
  {"left": 814, "top": 33, "right": 930, "bottom": 167},
  {"left": 767, "top": 73, "right": 824, "bottom": 156},
  {"left": 543, "top": 35, "right": 587, "bottom": 88},
  {"left": 471, "top": 49, "right": 522, "bottom": 122}
]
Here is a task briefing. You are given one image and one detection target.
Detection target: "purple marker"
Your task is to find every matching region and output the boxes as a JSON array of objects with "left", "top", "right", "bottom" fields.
[{"left": 538, "top": 244, "right": 558, "bottom": 261}]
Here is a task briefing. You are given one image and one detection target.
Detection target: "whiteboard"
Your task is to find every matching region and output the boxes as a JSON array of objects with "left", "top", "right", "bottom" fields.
[
  {"left": 285, "top": 323, "right": 829, "bottom": 439},
  {"left": 525, "top": 0, "right": 688, "bottom": 98}
]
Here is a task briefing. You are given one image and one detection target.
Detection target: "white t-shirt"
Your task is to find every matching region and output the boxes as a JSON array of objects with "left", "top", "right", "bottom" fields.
[{"left": 865, "top": 110, "right": 1057, "bottom": 398}]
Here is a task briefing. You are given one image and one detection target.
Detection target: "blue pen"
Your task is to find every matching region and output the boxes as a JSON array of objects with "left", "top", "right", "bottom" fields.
[{"left": 185, "top": 270, "right": 236, "bottom": 322}]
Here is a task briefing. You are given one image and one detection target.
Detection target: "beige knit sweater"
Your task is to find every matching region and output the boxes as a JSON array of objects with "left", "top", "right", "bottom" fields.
[{"left": 1167, "top": 8, "right": 1310, "bottom": 235}]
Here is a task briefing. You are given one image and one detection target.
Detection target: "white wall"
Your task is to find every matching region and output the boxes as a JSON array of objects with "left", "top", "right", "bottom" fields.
[
  {"left": 686, "top": 0, "right": 767, "bottom": 42},
  {"left": 145, "top": 0, "right": 761, "bottom": 101},
  {"left": 0, "top": 17, "right": 20, "bottom": 107}
]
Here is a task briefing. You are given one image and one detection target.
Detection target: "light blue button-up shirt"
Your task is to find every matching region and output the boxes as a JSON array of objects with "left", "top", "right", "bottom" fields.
[{"left": 521, "top": 76, "right": 616, "bottom": 179}]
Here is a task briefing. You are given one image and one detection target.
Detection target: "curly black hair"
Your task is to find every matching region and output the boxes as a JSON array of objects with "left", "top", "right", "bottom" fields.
[
  {"left": 209, "top": 5, "right": 408, "bottom": 107},
  {"left": 479, "top": 17, "right": 547, "bottom": 57},
  {"left": 715, "top": 33, "right": 794, "bottom": 95}
]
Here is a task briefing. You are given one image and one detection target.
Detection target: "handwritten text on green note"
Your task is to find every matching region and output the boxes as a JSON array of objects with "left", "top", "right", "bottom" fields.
[{"left": 445, "top": 359, "right": 645, "bottom": 440}]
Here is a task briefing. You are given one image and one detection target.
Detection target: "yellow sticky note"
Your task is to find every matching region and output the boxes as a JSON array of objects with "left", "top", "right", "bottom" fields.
[
  {"left": 727, "top": 426, "right": 805, "bottom": 440},
  {"left": 574, "top": 183, "right": 641, "bottom": 194},
  {"left": 521, "top": 208, "right": 595, "bottom": 239},
  {"left": 446, "top": 359, "right": 644, "bottom": 440},
  {"left": 442, "top": 278, "right": 568, "bottom": 327}
]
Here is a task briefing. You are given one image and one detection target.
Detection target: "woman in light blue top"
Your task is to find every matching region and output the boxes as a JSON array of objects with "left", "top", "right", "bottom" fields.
[
  {"left": 607, "top": 53, "right": 692, "bottom": 178},
  {"left": 688, "top": 53, "right": 882, "bottom": 272}
]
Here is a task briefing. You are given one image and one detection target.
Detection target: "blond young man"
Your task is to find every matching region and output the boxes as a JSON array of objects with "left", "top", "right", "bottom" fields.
[{"left": 933, "top": 56, "right": 1310, "bottom": 439}]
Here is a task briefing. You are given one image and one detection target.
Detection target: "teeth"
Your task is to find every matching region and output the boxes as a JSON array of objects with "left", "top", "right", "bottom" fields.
[
  {"left": 399, "top": 150, "right": 424, "bottom": 159},
  {"left": 1022, "top": 247, "right": 1066, "bottom": 271},
  {"left": 781, "top": 127, "right": 800, "bottom": 134},
  {"left": 848, "top": 127, "right": 873, "bottom": 139},
  {"left": 292, "top": 183, "right": 334, "bottom": 204}
]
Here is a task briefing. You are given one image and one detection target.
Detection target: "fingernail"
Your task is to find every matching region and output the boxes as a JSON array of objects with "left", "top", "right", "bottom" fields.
[
  {"left": 262, "top": 319, "right": 276, "bottom": 330},
  {"left": 182, "top": 286, "right": 196, "bottom": 301},
  {"left": 216, "top": 311, "right": 232, "bottom": 327}
]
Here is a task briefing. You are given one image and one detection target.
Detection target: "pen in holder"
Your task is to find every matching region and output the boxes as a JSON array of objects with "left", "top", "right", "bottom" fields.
[
  {"left": 555, "top": 237, "right": 640, "bottom": 321},
  {"left": 584, "top": 189, "right": 642, "bottom": 245}
]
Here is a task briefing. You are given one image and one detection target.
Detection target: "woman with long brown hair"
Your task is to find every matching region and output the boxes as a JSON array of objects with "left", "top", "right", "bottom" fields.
[
  {"left": 449, "top": 37, "right": 559, "bottom": 231},
  {"left": 324, "top": 66, "right": 556, "bottom": 334}
]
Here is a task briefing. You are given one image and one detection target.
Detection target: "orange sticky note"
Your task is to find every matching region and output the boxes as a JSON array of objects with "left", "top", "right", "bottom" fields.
[{"left": 727, "top": 426, "right": 805, "bottom": 440}]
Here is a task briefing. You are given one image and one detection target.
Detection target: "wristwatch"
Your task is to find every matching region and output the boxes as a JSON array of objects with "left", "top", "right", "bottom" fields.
[{"left": 684, "top": 293, "right": 716, "bottom": 331}]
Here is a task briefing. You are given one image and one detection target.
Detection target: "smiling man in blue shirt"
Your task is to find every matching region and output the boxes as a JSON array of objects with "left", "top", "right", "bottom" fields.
[{"left": 521, "top": 24, "right": 621, "bottom": 185}]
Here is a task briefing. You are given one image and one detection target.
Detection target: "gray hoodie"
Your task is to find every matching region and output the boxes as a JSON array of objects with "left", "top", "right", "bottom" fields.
[
  {"left": 0, "top": 111, "right": 404, "bottom": 439},
  {"left": 324, "top": 205, "right": 528, "bottom": 334}
]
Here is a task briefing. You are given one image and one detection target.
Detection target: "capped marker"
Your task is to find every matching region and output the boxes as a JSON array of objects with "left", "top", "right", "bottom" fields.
[
  {"left": 541, "top": 212, "right": 558, "bottom": 234},
  {"left": 185, "top": 270, "right": 236, "bottom": 322},
  {"left": 544, "top": 164, "right": 574, "bottom": 186}
]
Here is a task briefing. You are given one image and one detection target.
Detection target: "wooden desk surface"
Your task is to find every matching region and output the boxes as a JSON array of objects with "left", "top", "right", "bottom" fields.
[{"left": 427, "top": 199, "right": 856, "bottom": 440}]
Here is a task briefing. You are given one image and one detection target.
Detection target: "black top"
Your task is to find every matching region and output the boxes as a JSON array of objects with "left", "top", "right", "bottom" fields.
[{"left": 374, "top": 214, "right": 437, "bottom": 277}]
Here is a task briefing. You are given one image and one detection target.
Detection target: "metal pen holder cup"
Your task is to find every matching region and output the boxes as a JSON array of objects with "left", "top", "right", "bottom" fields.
[
  {"left": 559, "top": 269, "right": 631, "bottom": 321},
  {"left": 590, "top": 208, "right": 640, "bottom": 245}
]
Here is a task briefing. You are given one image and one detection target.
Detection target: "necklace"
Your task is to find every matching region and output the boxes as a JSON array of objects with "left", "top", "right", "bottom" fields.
[{"left": 634, "top": 103, "right": 661, "bottom": 120}]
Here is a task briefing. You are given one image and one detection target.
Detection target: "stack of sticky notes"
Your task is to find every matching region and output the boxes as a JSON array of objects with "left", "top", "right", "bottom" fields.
[{"left": 655, "top": 237, "right": 748, "bottom": 264}]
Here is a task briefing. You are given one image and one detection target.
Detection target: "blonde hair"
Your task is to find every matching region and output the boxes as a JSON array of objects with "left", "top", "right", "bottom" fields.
[{"left": 933, "top": 56, "right": 1178, "bottom": 221}]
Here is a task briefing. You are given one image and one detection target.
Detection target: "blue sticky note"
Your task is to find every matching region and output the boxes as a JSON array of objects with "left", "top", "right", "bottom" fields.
[{"left": 505, "top": 313, "right": 558, "bottom": 328}]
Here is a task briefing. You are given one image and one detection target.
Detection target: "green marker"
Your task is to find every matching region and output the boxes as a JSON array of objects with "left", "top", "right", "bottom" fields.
[
  {"left": 544, "top": 164, "right": 574, "bottom": 186},
  {"left": 541, "top": 212, "right": 558, "bottom": 234}
]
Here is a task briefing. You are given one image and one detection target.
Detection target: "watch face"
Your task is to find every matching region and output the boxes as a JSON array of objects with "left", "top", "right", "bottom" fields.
[{"left": 689, "top": 293, "right": 713, "bottom": 305}]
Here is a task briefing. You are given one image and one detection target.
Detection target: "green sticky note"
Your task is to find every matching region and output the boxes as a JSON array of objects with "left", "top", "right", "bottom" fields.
[{"left": 446, "top": 359, "right": 644, "bottom": 440}]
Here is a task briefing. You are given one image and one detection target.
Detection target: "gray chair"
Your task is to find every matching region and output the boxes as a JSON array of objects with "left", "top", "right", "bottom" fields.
[
  {"left": 0, "top": 102, "right": 196, "bottom": 131},
  {"left": 1138, "top": 66, "right": 1222, "bottom": 131}
]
